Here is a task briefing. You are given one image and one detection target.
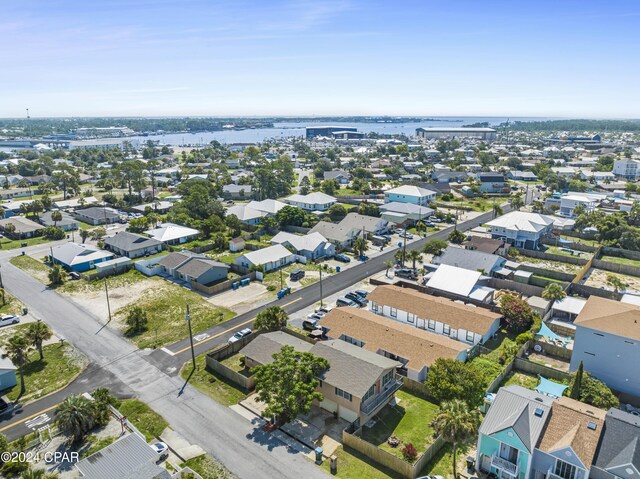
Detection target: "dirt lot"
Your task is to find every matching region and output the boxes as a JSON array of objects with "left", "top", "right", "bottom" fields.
[
  {"left": 206, "top": 282, "right": 271, "bottom": 315},
  {"left": 583, "top": 268, "right": 640, "bottom": 293},
  {"left": 518, "top": 257, "right": 582, "bottom": 274}
]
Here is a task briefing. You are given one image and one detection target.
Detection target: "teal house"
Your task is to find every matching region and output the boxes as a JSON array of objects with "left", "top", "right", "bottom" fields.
[{"left": 476, "top": 385, "right": 554, "bottom": 479}]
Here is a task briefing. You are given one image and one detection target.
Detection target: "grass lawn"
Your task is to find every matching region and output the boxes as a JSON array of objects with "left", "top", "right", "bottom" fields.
[
  {"left": 9, "top": 254, "right": 52, "bottom": 283},
  {"left": 321, "top": 445, "right": 404, "bottom": 479},
  {"left": 76, "top": 221, "right": 94, "bottom": 231},
  {"left": 545, "top": 246, "right": 590, "bottom": 259},
  {"left": 81, "top": 435, "right": 117, "bottom": 458},
  {"left": 419, "top": 438, "right": 475, "bottom": 478},
  {"left": 261, "top": 262, "right": 335, "bottom": 292},
  {"left": 500, "top": 371, "right": 539, "bottom": 390},
  {"left": 532, "top": 275, "right": 566, "bottom": 284},
  {"left": 475, "top": 329, "right": 518, "bottom": 364},
  {"left": 360, "top": 390, "right": 439, "bottom": 458},
  {"left": 601, "top": 255, "right": 640, "bottom": 268},
  {"left": 560, "top": 235, "right": 599, "bottom": 247},
  {"left": 180, "top": 354, "right": 247, "bottom": 406},
  {"left": 334, "top": 188, "right": 361, "bottom": 197},
  {"left": 180, "top": 454, "right": 236, "bottom": 479},
  {"left": 132, "top": 250, "right": 170, "bottom": 262},
  {"left": 0, "top": 236, "right": 52, "bottom": 250},
  {"left": 115, "top": 399, "right": 168, "bottom": 441},
  {"left": 0, "top": 292, "right": 24, "bottom": 316},
  {"left": 115, "top": 278, "right": 236, "bottom": 349},
  {"left": 469, "top": 357, "right": 504, "bottom": 388},
  {"left": 220, "top": 353, "right": 251, "bottom": 375},
  {"left": 6, "top": 342, "right": 87, "bottom": 402},
  {"left": 58, "top": 268, "right": 148, "bottom": 294}
]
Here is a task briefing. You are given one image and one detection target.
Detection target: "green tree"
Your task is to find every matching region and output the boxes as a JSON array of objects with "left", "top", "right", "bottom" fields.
[
  {"left": 48, "top": 264, "right": 66, "bottom": 285},
  {"left": 56, "top": 394, "right": 95, "bottom": 442},
  {"left": 299, "top": 176, "right": 311, "bottom": 195},
  {"left": 542, "top": 283, "right": 566, "bottom": 302},
  {"left": 79, "top": 229, "right": 90, "bottom": 244},
  {"left": 352, "top": 236, "right": 368, "bottom": 258},
  {"left": 253, "top": 345, "right": 329, "bottom": 423},
  {"left": 492, "top": 202, "right": 503, "bottom": 218},
  {"left": 384, "top": 260, "right": 394, "bottom": 278},
  {"left": 510, "top": 193, "right": 524, "bottom": 210},
  {"left": 328, "top": 203, "right": 347, "bottom": 221},
  {"left": 357, "top": 202, "right": 380, "bottom": 217},
  {"left": 90, "top": 227, "right": 106, "bottom": 241},
  {"left": 606, "top": 273, "right": 628, "bottom": 293},
  {"left": 448, "top": 229, "right": 465, "bottom": 244},
  {"left": 425, "top": 358, "right": 486, "bottom": 408},
  {"left": 570, "top": 361, "right": 583, "bottom": 400},
  {"left": 432, "top": 399, "right": 481, "bottom": 479},
  {"left": 500, "top": 293, "right": 536, "bottom": 333},
  {"left": 254, "top": 306, "right": 288, "bottom": 332},
  {"left": 576, "top": 373, "right": 619, "bottom": 409},
  {"left": 5, "top": 334, "right": 32, "bottom": 397},
  {"left": 51, "top": 210, "right": 63, "bottom": 227},
  {"left": 127, "top": 216, "right": 150, "bottom": 233},
  {"left": 125, "top": 306, "right": 148, "bottom": 334},
  {"left": 422, "top": 239, "right": 448, "bottom": 256},
  {"left": 407, "top": 249, "right": 422, "bottom": 270},
  {"left": 321, "top": 179, "right": 339, "bottom": 195},
  {"left": 25, "top": 321, "right": 52, "bottom": 361}
]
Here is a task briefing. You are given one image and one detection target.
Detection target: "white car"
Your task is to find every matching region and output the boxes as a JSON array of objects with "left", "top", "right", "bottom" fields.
[
  {"left": 228, "top": 328, "right": 252, "bottom": 344},
  {"left": 151, "top": 441, "right": 168, "bottom": 456},
  {"left": 0, "top": 315, "right": 20, "bottom": 328}
]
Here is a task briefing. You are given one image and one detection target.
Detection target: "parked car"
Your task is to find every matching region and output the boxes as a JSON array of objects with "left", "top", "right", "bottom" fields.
[
  {"left": 345, "top": 292, "right": 367, "bottom": 306},
  {"left": 334, "top": 254, "right": 351, "bottom": 263},
  {"left": 424, "top": 221, "right": 435, "bottom": 227},
  {"left": 302, "top": 318, "right": 320, "bottom": 331},
  {"left": 400, "top": 232, "right": 414, "bottom": 239},
  {"left": 0, "top": 398, "right": 9, "bottom": 414},
  {"left": 289, "top": 269, "right": 305, "bottom": 281},
  {"left": 151, "top": 442, "right": 168, "bottom": 455},
  {"left": 316, "top": 306, "right": 333, "bottom": 315},
  {"left": 393, "top": 228, "right": 404, "bottom": 235},
  {"left": 395, "top": 268, "right": 418, "bottom": 280},
  {"left": 0, "top": 315, "right": 20, "bottom": 328},
  {"left": 228, "top": 328, "right": 252, "bottom": 344},
  {"left": 307, "top": 312, "right": 324, "bottom": 321},
  {"left": 354, "top": 290, "right": 369, "bottom": 298},
  {"left": 69, "top": 271, "right": 81, "bottom": 280},
  {"left": 428, "top": 216, "right": 442, "bottom": 223},
  {"left": 336, "top": 297, "right": 357, "bottom": 307}
]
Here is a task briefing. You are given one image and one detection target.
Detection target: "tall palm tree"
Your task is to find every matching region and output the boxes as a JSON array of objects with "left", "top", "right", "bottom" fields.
[
  {"left": 542, "top": 283, "right": 566, "bottom": 302},
  {"left": 51, "top": 210, "right": 63, "bottom": 228},
  {"left": 407, "top": 250, "right": 423, "bottom": 270},
  {"left": 384, "top": 260, "right": 393, "bottom": 278},
  {"left": 394, "top": 249, "right": 405, "bottom": 267},
  {"left": 352, "top": 236, "right": 368, "bottom": 259},
  {"left": 492, "top": 202, "right": 503, "bottom": 218},
  {"left": 56, "top": 395, "right": 95, "bottom": 442},
  {"left": 432, "top": 399, "right": 481, "bottom": 479},
  {"left": 26, "top": 321, "right": 53, "bottom": 361},
  {"left": 5, "top": 334, "right": 32, "bottom": 397}
]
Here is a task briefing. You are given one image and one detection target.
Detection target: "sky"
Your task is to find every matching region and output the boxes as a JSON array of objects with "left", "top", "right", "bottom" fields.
[{"left": 1, "top": 0, "right": 639, "bottom": 118}]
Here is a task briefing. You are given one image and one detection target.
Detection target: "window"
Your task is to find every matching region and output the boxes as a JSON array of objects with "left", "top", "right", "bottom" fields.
[
  {"left": 340, "top": 334, "right": 364, "bottom": 348},
  {"left": 382, "top": 370, "right": 394, "bottom": 387},
  {"left": 443, "top": 324, "right": 450, "bottom": 335},
  {"left": 335, "top": 387, "right": 352, "bottom": 401},
  {"left": 466, "top": 331, "right": 474, "bottom": 342},
  {"left": 390, "top": 307, "right": 397, "bottom": 318},
  {"left": 585, "top": 352, "right": 596, "bottom": 356},
  {"left": 555, "top": 460, "right": 577, "bottom": 479},
  {"left": 371, "top": 302, "right": 379, "bottom": 313},
  {"left": 407, "top": 313, "right": 415, "bottom": 323},
  {"left": 427, "top": 319, "right": 435, "bottom": 330},
  {"left": 362, "top": 384, "right": 376, "bottom": 403}
]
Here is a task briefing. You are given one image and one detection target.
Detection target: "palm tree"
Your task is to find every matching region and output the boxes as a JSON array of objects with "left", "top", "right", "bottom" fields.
[
  {"left": 542, "top": 283, "right": 566, "bottom": 302},
  {"left": 352, "top": 236, "right": 368, "bottom": 259},
  {"left": 48, "top": 264, "right": 66, "bottom": 285},
  {"left": 492, "top": 202, "right": 503, "bottom": 218},
  {"left": 606, "top": 273, "right": 628, "bottom": 293},
  {"left": 26, "top": 321, "right": 53, "bottom": 361},
  {"left": 79, "top": 229, "right": 89, "bottom": 244},
  {"left": 384, "top": 260, "right": 393, "bottom": 278},
  {"left": 254, "top": 306, "right": 289, "bottom": 332},
  {"left": 407, "top": 250, "right": 422, "bottom": 270},
  {"left": 510, "top": 194, "right": 524, "bottom": 210},
  {"left": 51, "top": 210, "right": 63, "bottom": 228},
  {"left": 5, "top": 334, "right": 31, "bottom": 397},
  {"left": 432, "top": 399, "right": 481, "bottom": 479},
  {"left": 56, "top": 395, "right": 95, "bottom": 442},
  {"left": 394, "top": 249, "right": 405, "bottom": 267}
]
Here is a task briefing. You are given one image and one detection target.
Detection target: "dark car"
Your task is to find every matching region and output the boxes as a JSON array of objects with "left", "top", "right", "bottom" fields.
[
  {"left": 336, "top": 297, "right": 357, "bottom": 307},
  {"left": 345, "top": 292, "right": 367, "bottom": 306},
  {"left": 334, "top": 254, "right": 351, "bottom": 263},
  {"left": 395, "top": 268, "right": 418, "bottom": 280},
  {"left": 289, "top": 269, "right": 305, "bottom": 281},
  {"left": 0, "top": 398, "right": 8, "bottom": 414},
  {"left": 354, "top": 289, "right": 369, "bottom": 298}
]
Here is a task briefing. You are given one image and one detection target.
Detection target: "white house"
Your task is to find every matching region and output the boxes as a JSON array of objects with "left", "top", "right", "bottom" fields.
[
  {"left": 558, "top": 191, "right": 607, "bottom": 218},
  {"left": 144, "top": 223, "right": 200, "bottom": 245},
  {"left": 612, "top": 158, "right": 640, "bottom": 180},
  {"left": 284, "top": 192, "right": 337, "bottom": 211},
  {"left": 234, "top": 244, "right": 296, "bottom": 272},
  {"left": 368, "top": 285, "right": 501, "bottom": 346},
  {"left": 270, "top": 231, "right": 335, "bottom": 260},
  {"left": 384, "top": 185, "right": 436, "bottom": 206},
  {"left": 425, "top": 264, "right": 495, "bottom": 303},
  {"left": 486, "top": 211, "right": 555, "bottom": 249},
  {"left": 379, "top": 202, "right": 435, "bottom": 225}
]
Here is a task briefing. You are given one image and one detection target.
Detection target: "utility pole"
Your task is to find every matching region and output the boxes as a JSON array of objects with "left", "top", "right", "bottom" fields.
[
  {"left": 402, "top": 226, "right": 407, "bottom": 268},
  {"left": 105, "top": 278, "right": 112, "bottom": 323},
  {"left": 186, "top": 304, "right": 196, "bottom": 369},
  {"left": 319, "top": 265, "right": 323, "bottom": 308},
  {"left": 0, "top": 264, "right": 3, "bottom": 289},
  {"left": 279, "top": 269, "right": 284, "bottom": 290}
]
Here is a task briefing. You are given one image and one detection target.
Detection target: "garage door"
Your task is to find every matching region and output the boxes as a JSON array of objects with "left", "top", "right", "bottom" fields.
[
  {"left": 338, "top": 407, "right": 359, "bottom": 423},
  {"left": 319, "top": 398, "right": 338, "bottom": 414}
]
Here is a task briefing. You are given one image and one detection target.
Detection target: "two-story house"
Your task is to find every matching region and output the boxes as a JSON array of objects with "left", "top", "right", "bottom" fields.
[
  {"left": 367, "top": 285, "right": 501, "bottom": 346},
  {"left": 486, "top": 211, "right": 555, "bottom": 249},
  {"left": 612, "top": 158, "right": 640, "bottom": 180},
  {"left": 477, "top": 385, "right": 554, "bottom": 479},
  {"left": 384, "top": 185, "right": 436, "bottom": 206},
  {"left": 570, "top": 296, "right": 640, "bottom": 398},
  {"left": 558, "top": 192, "right": 607, "bottom": 218},
  {"left": 478, "top": 172, "right": 509, "bottom": 194},
  {"left": 241, "top": 331, "right": 402, "bottom": 424},
  {"left": 590, "top": 408, "right": 640, "bottom": 479}
]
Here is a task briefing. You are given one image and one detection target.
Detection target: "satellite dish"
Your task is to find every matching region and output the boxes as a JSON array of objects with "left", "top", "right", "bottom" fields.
[{"left": 533, "top": 344, "right": 543, "bottom": 353}]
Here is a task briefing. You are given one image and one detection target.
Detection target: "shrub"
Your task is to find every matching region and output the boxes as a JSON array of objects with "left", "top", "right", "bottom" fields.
[
  {"left": 266, "top": 285, "right": 276, "bottom": 292},
  {"left": 402, "top": 442, "right": 418, "bottom": 462},
  {"left": 516, "top": 331, "right": 534, "bottom": 345}
]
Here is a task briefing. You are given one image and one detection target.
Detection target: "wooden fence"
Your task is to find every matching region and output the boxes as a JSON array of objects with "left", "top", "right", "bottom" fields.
[
  {"left": 192, "top": 271, "right": 257, "bottom": 295},
  {"left": 84, "top": 263, "right": 133, "bottom": 281},
  {"left": 592, "top": 259, "right": 640, "bottom": 277},
  {"left": 519, "top": 264, "right": 576, "bottom": 282},
  {"left": 205, "top": 337, "right": 256, "bottom": 391},
  {"left": 514, "top": 248, "right": 589, "bottom": 266},
  {"left": 513, "top": 357, "right": 571, "bottom": 383},
  {"left": 488, "top": 277, "right": 545, "bottom": 297}
]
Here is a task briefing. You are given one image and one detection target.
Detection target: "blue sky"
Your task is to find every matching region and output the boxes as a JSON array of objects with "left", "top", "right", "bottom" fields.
[{"left": 1, "top": 0, "right": 639, "bottom": 117}]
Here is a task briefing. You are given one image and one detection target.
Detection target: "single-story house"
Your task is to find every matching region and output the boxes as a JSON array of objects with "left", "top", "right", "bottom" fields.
[
  {"left": 270, "top": 231, "right": 335, "bottom": 260},
  {"left": 463, "top": 236, "right": 506, "bottom": 255},
  {"left": 144, "top": 223, "right": 200, "bottom": 245},
  {"left": 379, "top": 202, "right": 434, "bottom": 226},
  {"left": 322, "top": 170, "right": 351, "bottom": 184},
  {"left": 0, "top": 350, "right": 17, "bottom": 393},
  {"left": 432, "top": 246, "right": 507, "bottom": 276},
  {"left": 241, "top": 331, "right": 402, "bottom": 424},
  {"left": 319, "top": 307, "right": 468, "bottom": 382},
  {"left": 425, "top": 264, "right": 495, "bottom": 303},
  {"left": 50, "top": 242, "right": 115, "bottom": 272},
  {"left": 338, "top": 212, "right": 389, "bottom": 236},
  {"left": 284, "top": 192, "right": 337, "bottom": 211},
  {"left": 132, "top": 201, "right": 173, "bottom": 214},
  {"left": 0, "top": 188, "right": 31, "bottom": 200},
  {"left": 368, "top": 285, "right": 501, "bottom": 346},
  {"left": 158, "top": 251, "right": 229, "bottom": 285},
  {"left": 54, "top": 196, "right": 99, "bottom": 210},
  {"left": 226, "top": 204, "right": 267, "bottom": 225},
  {"left": 103, "top": 232, "right": 163, "bottom": 258},
  {"left": 0, "top": 216, "right": 45, "bottom": 239},
  {"left": 234, "top": 244, "right": 296, "bottom": 272},
  {"left": 223, "top": 184, "right": 253, "bottom": 199},
  {"left": 309, "top": 221, "right": 361, "bottom": 249},
  {"left": 39, "top": 211, "right": 79, "bottom": 231},
  {"left": 507, "top": 170, "right": 538, "bottom": 181},
  {"left": 73, "top": 206, "right": 120, "bottom": 226}
]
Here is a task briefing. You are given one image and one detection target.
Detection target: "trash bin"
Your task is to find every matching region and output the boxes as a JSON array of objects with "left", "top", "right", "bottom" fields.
[
  {"left": 330, "top": 455, "right": 337, "bottom": 473},
  {"left": 466, "top": 456, "right": 475, "bottom": 471},
  {"left": 22, "top": 307, "right": 28, "bottom": 315},
  {"left": 336, "top": 266, "right": 341, "bottom": 273},
  {"left": 314, "top": 447, "right": 323, "bottom": 464}
]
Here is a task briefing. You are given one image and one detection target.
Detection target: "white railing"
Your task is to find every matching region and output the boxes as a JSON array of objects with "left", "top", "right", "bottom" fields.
[{"left": 491, "top": 454, "right": 519, "bottom": 477}]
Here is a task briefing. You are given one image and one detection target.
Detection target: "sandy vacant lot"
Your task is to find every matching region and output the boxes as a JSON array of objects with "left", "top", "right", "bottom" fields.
[{"left": 583, "top": 268, "right": 640, "bottom": 293}]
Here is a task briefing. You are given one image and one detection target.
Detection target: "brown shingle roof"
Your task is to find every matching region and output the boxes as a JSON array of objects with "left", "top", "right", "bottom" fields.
[
  {"left": 318, "top": 307, "right": 467, "bottom": 373},
  {"left": 367, "top": 285, "right": 501, "bottom": 335},
  {"left": 574, "top": 296, "right": 640, "bottom": 341},
  {"left": 537, "top": 396, "right": 606, "bottom": 468}
]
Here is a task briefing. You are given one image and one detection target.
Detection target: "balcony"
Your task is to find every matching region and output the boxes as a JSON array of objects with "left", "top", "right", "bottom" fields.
[
  {"left": 491, "top": 454, "right": 519, "bottom": 477},
  {"left": 360, "top": 375, "right": 403, "bottom": 415}
]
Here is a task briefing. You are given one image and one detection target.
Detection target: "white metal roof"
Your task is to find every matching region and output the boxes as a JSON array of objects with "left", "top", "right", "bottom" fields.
[
  {"left": 426, "top": 264, "right": 482, "bottom": 297},
  {"left": 486, "top": 211, "right": 555, "bottom": 233},
  {"left": 385, "top": 185, "right": 437, "bottom": 198},
  {"left": 240, "top": 244, "right": 292, "bottom": 266},
  {"left": 144, "top": 223, "right": 199, "bottom": 242}
]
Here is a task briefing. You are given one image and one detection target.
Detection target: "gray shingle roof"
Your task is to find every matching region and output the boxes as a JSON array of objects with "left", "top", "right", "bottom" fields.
[
  {"left": 175, "top": 257, "right": 229, "bottom": 278},
  {"left": 104, "top": 232, "right": 162, "bottom": 252},
  {"left": 434, "top": 246, "right": 505, "bottom": 273},
  {"left": 593, "top": 408, "right": 640, "bottom": 477},
  {"left": 479, "top": 385, "right": 553, "bottom": 452},
  {"left": 241, "top": 332, "right": 313, "bottom": 366}
]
